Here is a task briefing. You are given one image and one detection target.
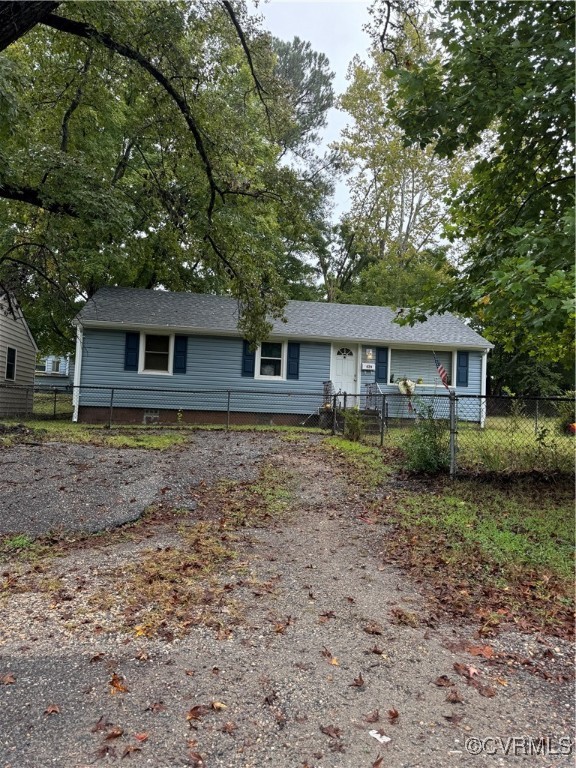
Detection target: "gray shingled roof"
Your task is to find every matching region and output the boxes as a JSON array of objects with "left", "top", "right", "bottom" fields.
[{"left": 75, "top": 287, "right": 493, "bottom": 349}]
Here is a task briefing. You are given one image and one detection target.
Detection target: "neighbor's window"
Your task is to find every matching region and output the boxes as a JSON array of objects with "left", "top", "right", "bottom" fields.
[
  {"left": 51, "top": 358, "right": 61, "bottom": 373},
  {"left": 257, "top": 342, "right": 284, "bottom": 378},
  {"left": 143, "top": 334, "right": 170, "bottom": 373},
  {"left": 35, "top": 357, "right": 47, "bottom": 373},
  {"left": 5, "top": 347, "right": 16, "bottom": 380}
]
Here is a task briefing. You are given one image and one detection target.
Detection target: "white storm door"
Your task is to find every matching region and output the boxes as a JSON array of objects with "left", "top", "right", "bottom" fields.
[{"left": 331, "top": 344, "right": 358, "bottom": 394}]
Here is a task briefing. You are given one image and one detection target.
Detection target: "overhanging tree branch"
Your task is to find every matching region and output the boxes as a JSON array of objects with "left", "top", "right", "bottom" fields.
[
  {"left": 41, "top": 11, "right": 223, "bottom": 220},
  {"left": 0, "top": 182, "right": 77, "bottom": 216}
]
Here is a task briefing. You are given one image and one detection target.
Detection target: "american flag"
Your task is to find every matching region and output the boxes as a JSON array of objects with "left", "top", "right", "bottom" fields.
[{"left": 433, "top": 352, "right": 450, "bottom": 390}]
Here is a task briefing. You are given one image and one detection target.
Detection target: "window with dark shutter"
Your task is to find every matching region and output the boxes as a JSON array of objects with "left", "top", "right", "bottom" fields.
[
  {"left": 456, "top": 351, "right": 469, "bottom": 387},
  {"left": 241, "top": 340, "right": 255, "bottom": 377},
  {"left": 173, "top": 336, "right": 187, "bottom": 374},
  {"left": 375, "top": 347, "right": 388, "bottom": 383},
  {"left": 286, "top": 342, "right": 300, "bottom": 380},
  {"left": 124, "top": 332, "right": 139, "bottom": 371}
]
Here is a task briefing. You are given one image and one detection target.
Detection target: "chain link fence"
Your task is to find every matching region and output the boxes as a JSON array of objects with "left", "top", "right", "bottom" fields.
[{"left": 0, "top": 384, "right": 573, "bottom": 476}]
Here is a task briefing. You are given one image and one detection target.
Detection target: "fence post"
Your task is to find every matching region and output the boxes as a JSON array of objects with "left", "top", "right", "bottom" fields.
[
  {"left": 449, "top": 390, "right": 457, "bottom": 479},
  {"left": 226, "top": 390, "right": 231, "bottom": 431},
  {"left": 108, "top": 388, "right": 115, "bottom": 428},
  {"left": 331, "top": 394, "right": 337, "bottom": 435},
  {"left": 380, "top": 393, "right": 386, "bottom": 447}
]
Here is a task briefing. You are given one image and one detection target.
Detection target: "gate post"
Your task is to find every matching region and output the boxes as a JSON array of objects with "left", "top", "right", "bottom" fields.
[
  {"left": 331, "top": 394, "right": 337, "bottom": 435},
  {"left": 380, "top": 393, "right": 386, "bottom": 447},
  {"left": 449, "top": 390, "right": 457, "bottom": 479},
  {"left": 108, "top": 388, "right": 115, "bottom": 429}
]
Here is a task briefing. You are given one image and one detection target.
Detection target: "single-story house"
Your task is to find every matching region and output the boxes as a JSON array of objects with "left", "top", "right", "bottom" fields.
[
  {"left": 0, "top": 293, "right": 38, "bottom": 417},
  {"left": 72, "top": 287, "right": 493, "bottom": 425},
  {"left": 35, "top": 354, "right": 75, "bottom": 390}
]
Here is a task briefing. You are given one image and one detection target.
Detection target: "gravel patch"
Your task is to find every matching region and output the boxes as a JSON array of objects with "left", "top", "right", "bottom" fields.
[
  {"left": 0, "top": 431, "right": 573, "bottom": 768},
  {"left": 0, "top": 432, "right": 275, "bottom": 537}
]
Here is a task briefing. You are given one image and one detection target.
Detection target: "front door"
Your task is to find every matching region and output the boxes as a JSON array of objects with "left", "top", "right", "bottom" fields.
[{"left": 331, "top": 344, "right": 358, "bottom": 395}]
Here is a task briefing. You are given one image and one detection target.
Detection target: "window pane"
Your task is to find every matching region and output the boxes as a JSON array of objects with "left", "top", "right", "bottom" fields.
[
  {"left": 261, "top": 342, "right": 282, "bottom": 358},
  {"left": 6, "top": 347, "right": 15, "bottom": 380},
  {"left": 52, "top": 359, "right": 60, "bottom": 373},
  {"left": 260, "top": 359, "right": 281, "bottom": 376},
  {"left": 145, "top": 351, "right": 169, "bottom": 371},
  {"left": 146, "top": 335, "right": 170, "bottom": 353}
]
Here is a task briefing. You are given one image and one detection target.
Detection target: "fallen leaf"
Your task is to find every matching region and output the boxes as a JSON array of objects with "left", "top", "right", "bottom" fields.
[
  {"left": 387, "top": 708, "right": 399, "bottom": 723},
  {"left": 329, "top": 656, "right": 340, "bottom": 666},
  {"left": 495, "top": 677, "right": 508, "bottom": 686},
  {"left": 349, "top": 673, "right": 365, "bottom": 688},
  {"left": 444, "top": 714, "right": 463, "bottom": 724},
  {"left": 221, "top": 721, "right": 237, "bottom": 734},
  {"left": 109, "top": 672, "right": 129, "bottom": 694},
  {"left": 434, "top": 675, "right": 453, "bottom": 687},
  {"left": 0, "top": 673, "right": 15, "bottom": 685},
  {"left": 186, "top": 705, "right": 210, "bottom": 722},
  {"left": 90, "top": 653, "right": 105, "bottom": 663},
  {"left": 121, "top": 745, "right": 142, "bottom": 758},
  {"left": 365, "top": 645, "right": 385, "bottom": 655},
  {"left": 373, "top": 756, "right": 384, "bottom": 768},
  {"left": 211, "top": 701, "right": 227, "bottom": 711},
  {"left": 146, "top": 701, "right": 166, "bottom": 713},
  {"left": 105, "top": 726, "right": 124, "bottom": 740},
  {"left": 44, "top": 704, "right": 60, "bottom": 715},
  {"left": 477, "top": 684, "right": 497, "bottom": 698},
  {"left": 467, "top": 644, "right": 495, "bottom": 659},
  {"left": 363, "top": 621, "right": 384, "bottom": 635},
  {"left": 446, "top": 689, "right": 464, "bottom": 704},
  {"left": 364, "top": 709, "right": 380, "bottom": 723},
  {"left": 185, "top": 669, "right": 196, "bottom": 677},
  {"left": 320, "top": 724, "right": 341, "bottom": 739},
  {"left": 453, "top": 662, "right": 479, "bottom": 679},
  {"left": 134, "top": 732, "right": 148, "bottom": 742},
  {"left": 188, "top": 752, "right": 204, "bottom": 767},
  {"left": 319, "top": 610, "right": 336, "bottom": 622}
]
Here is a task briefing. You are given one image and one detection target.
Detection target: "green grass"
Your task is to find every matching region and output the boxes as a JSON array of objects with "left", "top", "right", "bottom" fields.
[
  {"left": 321, "top": 436, "right": 390, "bottom": 487},
  {"left": 381, "top": 416, "right": 574, "bottom": 474},
  {"left": 377, "top": 476, "right": 574, "bottom": 636},
  {"left": 32, "top": 392, "right": 73, "bottom": 418}
]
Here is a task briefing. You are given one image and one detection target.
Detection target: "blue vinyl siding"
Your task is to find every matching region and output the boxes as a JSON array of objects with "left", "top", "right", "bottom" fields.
[{"left": 79, "top": 330, "right": 330, "bottom": 414}]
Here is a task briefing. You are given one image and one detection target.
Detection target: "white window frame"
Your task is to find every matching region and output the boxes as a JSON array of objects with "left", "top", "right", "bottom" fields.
[
  {"left": 255, "top": 340, "right": 287, "bottom": 380},
  {"left": 387, "top": 347, "right": 455, "bottom": 389},
  {"left": 5, "top": 346, "right": 16, "bottom": 381},
  {"left": 138, "top": 332, "right": 174, "bottom": 376}
]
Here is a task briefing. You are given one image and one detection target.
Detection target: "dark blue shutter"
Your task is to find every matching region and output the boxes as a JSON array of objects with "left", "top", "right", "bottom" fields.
[
  {"left": 287, "top": 342, "right": 300, "bottom": 380},
  {"left": 456, "top": 351, "right": 469, "bottom": 387},
  {"left": 241, "top": 340, "right": 255, "bottom": 377},
  {"left": 173, "top": 335, "right": 187, "bottom": 374},
  {"left": 375, "top": 347, "right": 388, "bottom": 383},
  {"left": 124, "top": 332, "right": 139, "bottom": 371}
]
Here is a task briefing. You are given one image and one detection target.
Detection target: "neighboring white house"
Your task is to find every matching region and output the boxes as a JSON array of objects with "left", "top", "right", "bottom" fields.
[
  {"left": 0, "top": 293, "right": 38, "bottom": 417},
  {"left": 35, "top": 354, "right": 75, "bottom": 390}
]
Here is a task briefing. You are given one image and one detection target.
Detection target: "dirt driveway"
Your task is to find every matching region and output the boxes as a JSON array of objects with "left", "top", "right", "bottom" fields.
[{"left": 0, "top": 431, "right": 573, "bottom": 767}]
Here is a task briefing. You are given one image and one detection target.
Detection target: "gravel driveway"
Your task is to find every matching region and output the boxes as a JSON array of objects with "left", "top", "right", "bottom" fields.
[
  {"left": 0, "top": 432, "right": 268, "bottom": 536},
  {"left": 0, "top": 431, "right": 573, "bottom": 767}
]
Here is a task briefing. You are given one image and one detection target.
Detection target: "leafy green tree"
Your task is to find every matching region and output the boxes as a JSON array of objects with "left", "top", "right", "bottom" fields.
[
  {"left": 0, "top": 1, "right": 333, "bottom": 350},
  {"left": 322, "top": 20, "right": 463, "bottom": 307},
  {"left": 383, "top": 0, "right": 575, "bottom": 364}
]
